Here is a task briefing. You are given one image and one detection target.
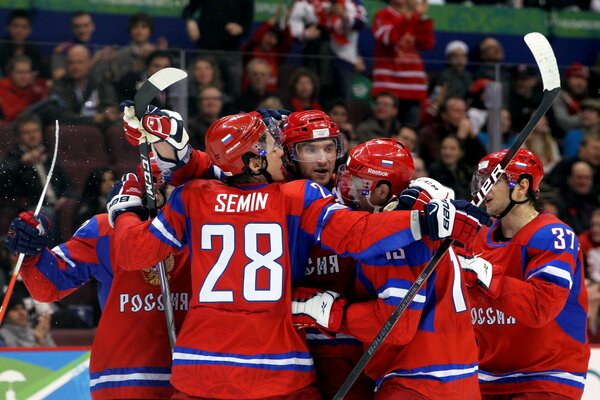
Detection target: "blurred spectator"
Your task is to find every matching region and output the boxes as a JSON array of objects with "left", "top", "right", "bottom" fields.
[
  {"left": 412, "top": 155, "right": 428, "bottom": 179},
  {"left": 371, "top": 0, "right": 434, "bottom": 126},
  {"left": 188, "top": 55, "right": 229, "bottom": 117},
  {"left": 0, "top": 9, "right": 47, "bottom": 78},
  {"left": 473, "top": 36, "right": 511, "bottom": 103},
  {"left": 430, "top": 40, "right": 472, "bottom": 107},
  {"left": 563, "top": 98, "right": 600, "bottom": 158},
  {"left": 578, "top": 208, "right": 600, "bottom": 335},
  {"left": 235, "top": 58, "right": 277, "bottom": 112},
  {"left": 393, "top": 124, "right": 418, "bottom": 154},
  {"left": 524, "top": 115, "right": 561, "bottom": 173},
  {"left": 183, "top": 0, "right": 254, "bottom": 98},
  {"left": 0, "top": 295, "right": 55, "bottom": 347},
  {"left": 0, "top": 113, "right": 77, "bottom": 242},
  {"left": 188, "top": 85, "right": 225, "bottom": 150},
  {"left": 327, "top": 101, "right": 357, "bottom": 148},
  {"left": 285, "top": 67, "right": 322, "bottom": 112},
  {"left": 0, "top": 55, "right": 48, "bottom": 123},
  {"left": 115, "top": 50, "right": 171, "bottom": 107},
  {"left": 547, "top": 131, "right": 600, "bottom": 194},
  {"left": 112, "top": 13, "right": 168, "bottom": 81},
  {"left": 241, "top": 4, "right": 293, "bottom": 93},
  {"left": 556, "top": 161, "right": 599, "bottom": 234},
  {"left": 478, "top": 107, "right": 517, "bottom": 150},
  {"left": 51, "top": 11, "right": 114, "bottom": 82},
  {"left": 419, "top": 96, "right": 487, "bottom": 167},
  {"left": 76, "top": 167, "right": 116, "bottom": 227},
  {"left": 355, "top": 92, "right": 399, "bottom": 143},
  {"left": 466, "top": 78, "right": 491, "bottom": 136},
  {"left": 428, "top": 135, "right": 473, "bottom": 200},
  {"left": 550, "top": 63, "right": 589, "bottom": 137},
  {"left": 50, "top": 45, "right": 118, "bottom": 126},
  {"left": 508, "top": 64, "right": 542, "bottom": 132}
]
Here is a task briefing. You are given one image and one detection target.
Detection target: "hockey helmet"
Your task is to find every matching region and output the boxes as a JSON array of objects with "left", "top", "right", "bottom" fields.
[
  {"left": 281, "top": 110, "right": 344, "bottom": 162},
  {"left": 337, "top": 138, "right": 414, "bottom": 208},
  {"left": 471, "top": 148, "right": 544, "bottom": 198}
]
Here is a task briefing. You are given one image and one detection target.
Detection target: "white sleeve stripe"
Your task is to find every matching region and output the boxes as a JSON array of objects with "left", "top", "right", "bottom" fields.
[
  {"left": 527, "top": 265, "right": 573, "bottom": 289},
  {"left": 379, "top": 287, "right": 426, "bottom": 303},
  {"left": 51, "top": 245, "right": 76, "bottom": 268},
  {"left": 151, "top": 217, "right": 182, "bottom": 248}
]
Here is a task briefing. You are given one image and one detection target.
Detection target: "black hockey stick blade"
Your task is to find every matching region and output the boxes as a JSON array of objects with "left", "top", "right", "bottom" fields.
[
  {"left": 134, "top": 67, "right": 187, "bottom": 119},
  {"left": 332, "top": 32, "right": 560, "bottom": 400}
]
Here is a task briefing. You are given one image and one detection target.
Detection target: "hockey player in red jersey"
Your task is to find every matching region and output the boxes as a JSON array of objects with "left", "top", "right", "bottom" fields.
[
  {"left": 465, "top": 148, "right": 590, "bottom": 399},
  {"left": 2, "top": 155, "right": 216, "bottom": 400},
  {"left": 293, "top": 138, "right": 482, "bottom": 399},
  {"left": 108, "top": 111, "right": 491, "bottom": 399}
]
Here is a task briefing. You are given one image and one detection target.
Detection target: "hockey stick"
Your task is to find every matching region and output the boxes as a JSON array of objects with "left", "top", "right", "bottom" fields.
[
  {"left": 332, "top": 32, "right": 560, "bottom": 400},
  {"left": 0, "top": 120, "right": 60, "bottom": 325},
  {"left": 134, "top": 67, "right": 187, "bottom": 350}
]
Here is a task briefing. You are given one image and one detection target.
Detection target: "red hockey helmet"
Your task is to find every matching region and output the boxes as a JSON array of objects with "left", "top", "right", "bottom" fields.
[
  {"left": 205, "top": 112, "right": 278, "bottom": 176},
  {"left": 281, "top": 110, "right": 344, "bottom": 161},
  {"left": 136, "top": 153, "right": 163, "bottom": 189},
  {"left": 472, "top": 148, "right": 544, "bottom": 198},
  {"left": 336, "top": 138, "right": 414, "bottom": 208}
]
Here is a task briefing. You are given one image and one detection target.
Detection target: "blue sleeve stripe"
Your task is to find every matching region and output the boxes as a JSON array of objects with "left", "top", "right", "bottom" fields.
[
  {"left": 167, "top": 186, "right": 186, "bottom": 215},
  {"left": 51, "top": 244, "right": 76, "bottom": 268},
  {"left": 73, "top": 216, "right": 100, "bottom": 239},
  {"left": 36, "top": 249, "right": 95, "bottom": 291},
  {"left": 345, "top": 229, "right": 416, "bottom": 260},
  {"left": 150, "top": 214, "right": 184, "bottom": 250},
  {"left": 315, "top": 203, "right": 348, "bottom": 241},
  {"left": 526, "top": 265, "right": 573, "bottom": 290}
]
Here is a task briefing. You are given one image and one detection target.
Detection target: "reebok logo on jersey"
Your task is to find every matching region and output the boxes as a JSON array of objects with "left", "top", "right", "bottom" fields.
[{"left": 320, "top": 301, "right": 327, "bottom": 315}]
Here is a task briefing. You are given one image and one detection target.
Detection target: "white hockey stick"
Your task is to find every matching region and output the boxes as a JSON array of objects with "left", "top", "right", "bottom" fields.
[
  {"left": 333, "top": 32, "right": 560, "bottom": 400},
  {"left": 134, "top": 67, "right": 188, "bottom": 350},
  {"left": 0, "top": 120, "right": 60, "bottom": 324}
]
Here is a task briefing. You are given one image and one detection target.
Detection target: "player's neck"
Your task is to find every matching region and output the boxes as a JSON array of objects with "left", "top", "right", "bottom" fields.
[{"left": 500, "top": 203, "right": 539, "bottom": 238}]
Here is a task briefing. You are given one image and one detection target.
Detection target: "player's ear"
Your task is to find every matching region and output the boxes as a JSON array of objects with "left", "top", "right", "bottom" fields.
[{"left": 247, "top": 156, "right": 264, "bottom": 174}]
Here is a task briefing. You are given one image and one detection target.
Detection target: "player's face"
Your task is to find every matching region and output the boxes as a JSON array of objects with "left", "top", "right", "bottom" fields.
[
  {"left": 264, "top": 133, "right": 286, "bottom": 182},
  {"left": 481, "top": 175, "right": 511, "bottom": 216},
  {"left": 294, "top": 139, "right": 338, "bottom": 186}
]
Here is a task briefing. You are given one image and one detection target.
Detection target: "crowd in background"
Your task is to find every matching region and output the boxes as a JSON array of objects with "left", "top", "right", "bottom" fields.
[{"left": 1, "top": 0, "right": 600, "bottom": 346}]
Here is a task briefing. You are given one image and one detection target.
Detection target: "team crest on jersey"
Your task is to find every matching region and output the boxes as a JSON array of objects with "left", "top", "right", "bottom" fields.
[{"left": 142, "top": 254, "right": 175, "bottom": 286}]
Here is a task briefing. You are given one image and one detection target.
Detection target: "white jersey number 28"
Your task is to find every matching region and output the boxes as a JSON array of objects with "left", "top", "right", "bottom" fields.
[{"left": 199, "top": 223, "right": 284, "bottom": 303}]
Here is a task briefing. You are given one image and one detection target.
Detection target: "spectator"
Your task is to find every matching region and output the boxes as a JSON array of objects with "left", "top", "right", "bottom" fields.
[
  {"left": 371, "top": 0, "right": 434, "bottom": 126},
  {"left": 327, "top": 101, "right": 357, "bottom": 150},
  {"left": 51, "top": 11, "right": 113, "bottom": 82},
  {"left": 115, "top": 50, "right": 172, "bottom": 107},
  {"left": 50, "top": 45, "right": 118, "bottom": 126},
  {"left": 188, "top": 85, "right": 224, "bottom": 150},
  {"left": 412, "top": 155, "right": 428, "bottom": 179},
  {"left": 578, "top": 208, "right": 600, "bottom": 335},
  {"left": 355, "top": 92, "right": 400, "bottom": 143},
  {"left": 76, "top": 167, "right": 116, "bottom": 227},
  {"left": 550, "top": 63, "right": 589, "bottom": 137},
  {"left": 508, "top": 64, "right": 542, "bottom": 133},
  {"left": 524, "top": 115, "right": 561, "bottom": 173},
  {"left": 557, "top": 161, "right": 599, "bottom": 234},
  {"left": 183, "top": 0, "right": 254, "bottom": 98},
  {"left": 0, "top": 55, "right": 48, "bottom": 123},
  {"left": 285, "top": 67, "right": 322, "bottom": 112},
  {"left": 430, "top": 40, "right": 472, "bottom": 107},
  {"left": 235, "top": 58, "right": 277, "bottom": 112},
  {"left": 0, "top": 9, "right": 47, "bottom": 78},
  {"left": 0, "top": 113, "right": 77, "bottom": 242},
  {"left": 563, "top": 98, "right": 600, "bottom": 157},
  {"left": 393, "top": 124, "right": 418, "bottom": 154},
  {"left": 428, "top": 135, "right": 473, "bottom": 199},
  {"left": 0, "top": 295, "right": 55, "bottom": 348},
  {"left": 241, "top": 4, "right": 293, "bottom": 93},
  {"left": 478, "top": 107, "right": 517, "bottom": 150},
  {"left": 188, "top": 55, "right": 227, "bottom": 116},
  {"left": 419, "top": 96, "right": 487, "bottom": 167},
  {"left": 112, "top": 13, "right": 168, "bottom": 81}
]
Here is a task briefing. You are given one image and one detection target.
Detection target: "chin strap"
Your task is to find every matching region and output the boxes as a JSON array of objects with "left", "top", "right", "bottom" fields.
[
  {"left": 258, "top": 157, "right": 275, "bottom": 183},
  {"left": 495, "top": 180, "right": 530, "bottom": 219}
]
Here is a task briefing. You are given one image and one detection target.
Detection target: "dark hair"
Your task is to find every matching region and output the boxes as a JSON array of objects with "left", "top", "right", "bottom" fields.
[
  {"left": 6, "top": 9, "right": 31, "bottom": 26},
  {"left": 145, "top": 50, "right": 171, "bottom": 70},
  {"left": 14, "top": 113, "right": 42, "bottom": 136},
  {"left": 326, "top": 100, "right": 349, "bottom": 114},
  {"left": 5, "top": 55, "right": 32, "bottom": 74},
  {"left": 288, "top": 67, "right": 320, "bottom": 99},
  {"left": 70, "top": 11, "right": 91, "bottom": 23},
  {"left": 374, "top": 92, "right": 399, "bottom": 109},
  {"left": 439, "top": 96, "right": 465, "bottom": 114},
  {"left": 128, "top": 13, "right": 153, "bottom": 33}
]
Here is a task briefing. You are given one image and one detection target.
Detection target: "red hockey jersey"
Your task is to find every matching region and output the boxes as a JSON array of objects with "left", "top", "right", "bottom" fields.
[
  {"left": 341, "top": 243, "right": 480, "bottom": 399},
  {"left": 113, "top": 179, "right": 423, "bottom": 399},
  {"left": 468, "top": 212, "right": 590, "bottom": 399},
  {"left": 19, "top": 214, "right": 191, "bottom": 400}
]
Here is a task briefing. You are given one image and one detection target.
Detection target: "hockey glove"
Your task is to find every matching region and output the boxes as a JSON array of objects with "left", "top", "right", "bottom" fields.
[
  {"left": 458, "top": 254, "right": 504, "bottom": 298},
  {"left": 5, "top": 211, "right": 51, "bottom": 256},
  {"left": 291, "top": 287, "right": 347, "bottom": 331},
  {"left": 255, "top": 108, "right": 291, "bottom": 126},
  {"left": 420, "top": 199, "right": 492, "bottom": 243},
  {"left": 120, "top": 100, "right": 147, "bottom": 146},
  {"left": 141, "top": 105, "right": 190, "bottom": 151},
  {"left": 106, "top": 173, "right": 149, "bottom": 228},
  {"left": 397, "top": 177, "right": 455, "bottom": 212}
]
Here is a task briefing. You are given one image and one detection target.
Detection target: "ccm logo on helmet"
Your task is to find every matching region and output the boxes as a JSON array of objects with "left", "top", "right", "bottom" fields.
[{"left": 368, "top": 168, "right": 389, "bottom": 177}]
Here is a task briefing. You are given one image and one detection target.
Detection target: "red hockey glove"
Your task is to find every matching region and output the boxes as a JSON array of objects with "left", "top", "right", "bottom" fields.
[
  {"left": 291, "top": 287, "right": 347, "bottom": 331},
  {"left": 4, "top": 211, "right": 51, "bottom": 256},
  {"left": 106, "top": 173, "right": 149, "bottom": 227},
  {"left": 120, "top": 100, "right": 146, "bottom": 146},
  {"left": 397, "top": 177, "right": 455, "bottom": 211},
  {"left": 142, "top": 105, "right": 189, "bottom": 151},
  {"left": 420, "top": 199, "right": 492, "bottom": 244},
  {"left": 458, "top": 254, "right": 504, "bottom": 298}
]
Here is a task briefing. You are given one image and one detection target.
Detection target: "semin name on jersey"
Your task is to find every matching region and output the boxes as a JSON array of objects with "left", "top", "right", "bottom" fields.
[{"left": 214, "top": 193, "right": 269, "bottom": 213}]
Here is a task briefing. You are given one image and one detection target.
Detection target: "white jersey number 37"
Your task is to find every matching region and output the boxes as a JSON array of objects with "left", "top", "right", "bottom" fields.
[{"left": 199, "top": 223, "right": 284, "bottom": 302}]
